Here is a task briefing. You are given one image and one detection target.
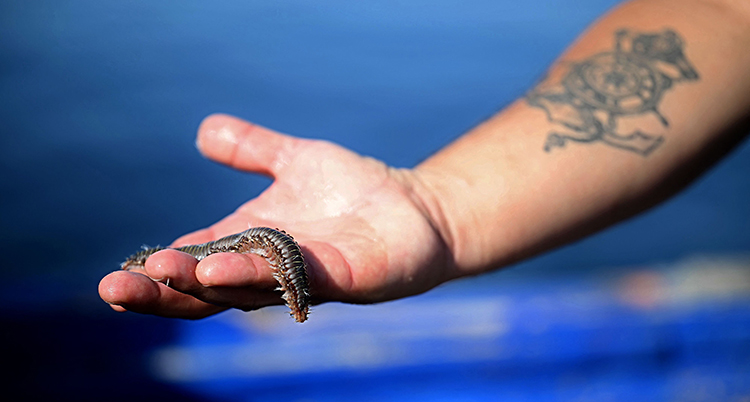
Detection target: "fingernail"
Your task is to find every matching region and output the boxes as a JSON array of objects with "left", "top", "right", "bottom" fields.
[{"left": 151, "top": 276, "right": 172, "bottom": 288}]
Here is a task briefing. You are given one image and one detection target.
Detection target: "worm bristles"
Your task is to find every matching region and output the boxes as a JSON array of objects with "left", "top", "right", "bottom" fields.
[{"left": 121, "top": 227, "right": 310, "bottom": 322}]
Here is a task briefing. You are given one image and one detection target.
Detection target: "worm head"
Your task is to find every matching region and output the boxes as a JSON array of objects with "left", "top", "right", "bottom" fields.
[{"left": 121, "top": 246, "right": 165, "bottom": 270}]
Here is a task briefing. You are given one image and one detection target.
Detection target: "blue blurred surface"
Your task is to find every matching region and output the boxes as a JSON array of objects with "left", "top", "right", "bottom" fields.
[
  {"left": 0, "top": 0, "right": 748, "bottom": 400},
  {"left": 151, "top": 258, "right": 750, "bottom": 402}
]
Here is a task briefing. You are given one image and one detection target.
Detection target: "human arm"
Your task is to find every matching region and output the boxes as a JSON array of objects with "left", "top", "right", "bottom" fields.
[
  {"left": 99, "top": 0, "right": 750, "bottom": 319},
  {"left": 413, "top": 0, "right": 750, "bottom": 279}
]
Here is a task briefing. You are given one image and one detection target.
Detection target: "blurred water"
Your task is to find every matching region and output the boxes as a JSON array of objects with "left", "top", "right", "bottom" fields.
[
  {"left": 1, "top": 0, "right": 748, "bottom": 400},
  {"left": 150, "top": 256, "right": 750, "bottom": 401}
]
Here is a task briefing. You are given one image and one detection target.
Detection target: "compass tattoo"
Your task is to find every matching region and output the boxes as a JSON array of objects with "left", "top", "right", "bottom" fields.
[{"left": 526, "top": 29, "right": 699, "bottom": 156}]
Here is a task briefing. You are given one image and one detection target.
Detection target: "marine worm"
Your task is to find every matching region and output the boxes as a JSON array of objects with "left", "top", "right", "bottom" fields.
[{"left": 121, "top": 227, "right": 310, "bottom": 323}]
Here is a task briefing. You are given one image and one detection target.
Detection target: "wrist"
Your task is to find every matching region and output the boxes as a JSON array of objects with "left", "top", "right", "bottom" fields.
[
  {"left": 386, "top": 165, "right": 464, "bottom": 282},
  {"left": 408, "top": 163, "right": 487, "bottom": 280}
]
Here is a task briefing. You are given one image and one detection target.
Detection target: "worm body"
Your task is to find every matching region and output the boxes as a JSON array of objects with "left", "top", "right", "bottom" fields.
[{"left": 121, "top": 227, "right": 310, "bottom": 322}]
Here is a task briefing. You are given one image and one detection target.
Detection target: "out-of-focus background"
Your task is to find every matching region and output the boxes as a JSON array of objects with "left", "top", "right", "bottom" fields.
[{"left": 1, "top": 1, "right": 748, "bottom": 401}]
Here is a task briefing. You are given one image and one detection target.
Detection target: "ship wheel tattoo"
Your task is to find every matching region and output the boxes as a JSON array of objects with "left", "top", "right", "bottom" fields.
[{"left": 526, "top": 29, "right": 700, "bottom": 156}]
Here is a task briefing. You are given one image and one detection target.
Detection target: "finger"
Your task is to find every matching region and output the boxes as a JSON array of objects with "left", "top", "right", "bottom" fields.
[
  {"left": 195, "top": 252, "right": 278, "bottom": 288},
  {"left": 196, "top": 113, "right": 301, "bottom": 177},
  {"left": 98, "top": 270, "right": 224, "bottom": 318},
  {"left": 145, "top": 249, "right": 283, "bottom": 310},
  {"left": 99, "top": 270, "right": 159, "bottom": 306},
  {"left": 143, "top": 249, "right": 207, "bottom": 294}
]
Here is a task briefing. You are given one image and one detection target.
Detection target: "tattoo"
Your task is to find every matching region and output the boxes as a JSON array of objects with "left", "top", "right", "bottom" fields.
[{"left": 526, "top": 29, "right": 699, "bottom": 156}]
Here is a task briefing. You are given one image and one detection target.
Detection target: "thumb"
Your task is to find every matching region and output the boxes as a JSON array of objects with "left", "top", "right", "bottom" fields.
[{"left": 196, "top": 113, "right": 301, "bottom": 177}]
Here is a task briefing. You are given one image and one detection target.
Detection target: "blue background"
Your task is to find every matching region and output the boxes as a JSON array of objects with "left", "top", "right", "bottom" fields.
[{"left": 1, "top": 1, "right": 748, "bottom": 401}]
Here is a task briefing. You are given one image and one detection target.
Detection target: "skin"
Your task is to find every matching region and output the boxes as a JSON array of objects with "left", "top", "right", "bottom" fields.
[
  {"left": 100, "top": 115, "right": 453, "bottom": 318},
  {"left": 99, "top": 0, "right": 750, "bottom": 319}
]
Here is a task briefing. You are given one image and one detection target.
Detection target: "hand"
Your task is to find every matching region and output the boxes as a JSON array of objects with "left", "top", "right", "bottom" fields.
[{"left": 99, "top": 114, "right": 453, "bottom": 319}]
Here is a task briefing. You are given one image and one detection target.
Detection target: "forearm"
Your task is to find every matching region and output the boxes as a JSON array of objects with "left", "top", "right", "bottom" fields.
[{"left": 413, "top": 0, "right": 750, "bottom": 278}]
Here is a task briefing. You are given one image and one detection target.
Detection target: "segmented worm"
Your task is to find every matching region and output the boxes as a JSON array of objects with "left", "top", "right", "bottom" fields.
[{"left": 121, "top": 227, "right": 310, "bottom": 323}]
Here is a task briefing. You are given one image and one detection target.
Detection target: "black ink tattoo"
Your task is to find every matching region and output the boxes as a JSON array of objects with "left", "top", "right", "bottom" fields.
[{"left": 526, "top": 29, "right": 699, "bottom": 156}]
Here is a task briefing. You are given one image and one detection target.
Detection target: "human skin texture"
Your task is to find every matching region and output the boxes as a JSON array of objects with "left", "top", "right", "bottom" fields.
[{"left": 99, "top": 0, "right": 750, "bottom": 319}]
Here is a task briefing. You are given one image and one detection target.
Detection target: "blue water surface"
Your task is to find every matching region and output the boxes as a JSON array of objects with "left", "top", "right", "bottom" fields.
[{"left": 1, "top": 1, "right": 748, "bottom": 401}]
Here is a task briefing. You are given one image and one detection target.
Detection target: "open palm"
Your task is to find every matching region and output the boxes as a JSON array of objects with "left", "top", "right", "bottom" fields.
[{"left": 99, "top": 114, "right": 452, "bottom": 319}]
